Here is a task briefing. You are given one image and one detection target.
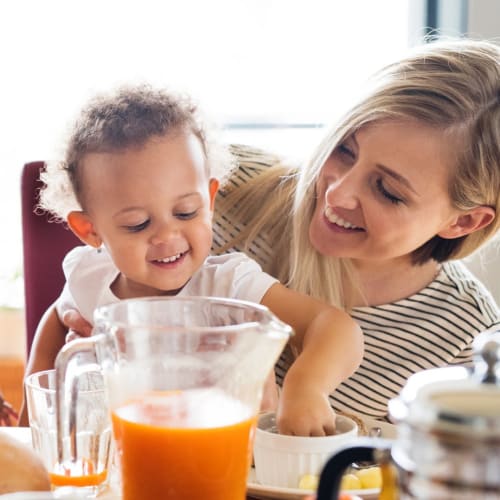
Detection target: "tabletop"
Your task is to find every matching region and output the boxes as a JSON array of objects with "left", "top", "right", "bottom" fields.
[{"left": 0, "top": 427, "right": 309, "bottom": 500}]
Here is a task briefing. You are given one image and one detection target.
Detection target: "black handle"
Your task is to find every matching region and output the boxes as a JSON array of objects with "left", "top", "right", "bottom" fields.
[{"left": 316, "top": 438, "right": 393, "bottom": 500}]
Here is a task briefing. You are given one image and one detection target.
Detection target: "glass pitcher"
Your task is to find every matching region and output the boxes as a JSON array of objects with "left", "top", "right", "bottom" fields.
[{"left": 55, "top": 296, "right": 292, "bottom": 500}]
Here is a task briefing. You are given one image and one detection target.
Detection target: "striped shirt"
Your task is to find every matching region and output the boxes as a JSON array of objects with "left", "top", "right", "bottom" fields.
[
  {"left": 276, "top": 260, "right": 500, "bottom": 420},
  {"left": 213, "top": 144, "right": 500, "bottom": 421}
]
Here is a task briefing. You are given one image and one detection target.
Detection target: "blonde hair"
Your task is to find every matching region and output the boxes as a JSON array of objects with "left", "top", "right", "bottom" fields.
[
  {"left": 40, "top": 84, "right": 231, "bottom": 220},
  {"left": 220, "top": 38, "right": 500, "bottom": 309}
]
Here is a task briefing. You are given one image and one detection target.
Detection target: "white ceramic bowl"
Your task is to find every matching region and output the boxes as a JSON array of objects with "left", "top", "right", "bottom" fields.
[{"left": 253, "top": 412, "right": 359, "bottom": 489}]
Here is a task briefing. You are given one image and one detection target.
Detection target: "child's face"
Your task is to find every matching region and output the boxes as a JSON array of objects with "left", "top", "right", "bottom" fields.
[{"left": 77, "top": 131, "right": 217, "bottom": 298}]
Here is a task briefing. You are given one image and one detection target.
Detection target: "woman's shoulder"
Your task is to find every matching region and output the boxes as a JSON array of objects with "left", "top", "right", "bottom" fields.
[
  {"left": 223, "top": 144, "right": 287, "bottom": 188},
  {"left": 432, "top": 260, "right": 499, "bottom": 323},
  {"left": 353, "top": 260, "right": 499, "bottom": 331},
  {"left": 229, "top": 143, "right": 283, "bottom": 168}
]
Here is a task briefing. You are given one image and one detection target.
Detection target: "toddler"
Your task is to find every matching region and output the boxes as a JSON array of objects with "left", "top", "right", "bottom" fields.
[{"left": 23, "top": 85, "right": 363, "bottom": 435}]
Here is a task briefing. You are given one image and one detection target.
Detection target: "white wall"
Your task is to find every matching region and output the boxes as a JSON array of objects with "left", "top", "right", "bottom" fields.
[
  {"left": 467, "top": 0, "right": 500, "bottom": 40},
  {"left": 464, "top": 243, "right": 500, "bottom": 308},
  {"left": 462, "top": 0, "right": 500, "bottom": 306}
]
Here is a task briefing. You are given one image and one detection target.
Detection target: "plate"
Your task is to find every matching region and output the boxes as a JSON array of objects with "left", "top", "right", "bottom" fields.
[
  {"left": 247, "top": 416, "right": 396, "bottom": 500},
  {"left": 360, "top": 416, "right": 397, "bottom": 439},
  {"left": 246, "top": 468, "right": 378, "bottom": 500},
  {"left": 0, "top": 426, "right": 32, "bottom": 446}
]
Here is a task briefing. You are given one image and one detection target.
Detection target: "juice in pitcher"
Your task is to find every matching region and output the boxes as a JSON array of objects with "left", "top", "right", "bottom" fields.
[{"left": 111, "top": 388, "right": 257, "bottom": 500}]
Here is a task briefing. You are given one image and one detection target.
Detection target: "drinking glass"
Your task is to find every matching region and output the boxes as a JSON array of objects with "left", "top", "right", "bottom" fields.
[{"left": 25, "top": 370, "right": 112, "bottom": 497}]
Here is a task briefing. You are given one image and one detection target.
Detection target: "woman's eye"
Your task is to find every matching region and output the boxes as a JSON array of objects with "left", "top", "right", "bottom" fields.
[
  {"left": 124, "top": 220, "right": 150, "bottom": 232},
  {"left": 337, "top": 143, "right": 355, "bottom": 159},
  {"left": 175, "top": 210, "right": 197, "bottom": 220},
  {"left": 376, "top": 179, "right": 403, "bottom": 205}
]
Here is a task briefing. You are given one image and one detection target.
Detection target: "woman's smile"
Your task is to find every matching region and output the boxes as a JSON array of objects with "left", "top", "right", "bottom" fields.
[{"left": 324, "top": 207, "right": 363, "bottom": 231}]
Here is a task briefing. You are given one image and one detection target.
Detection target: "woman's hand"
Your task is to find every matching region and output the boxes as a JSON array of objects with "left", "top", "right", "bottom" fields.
[
  {"left": 0, "top": 393, "right": 18, "bottom": 426},
  {"left": 61, "top": 308, "right": 92, "bottom": 342}
]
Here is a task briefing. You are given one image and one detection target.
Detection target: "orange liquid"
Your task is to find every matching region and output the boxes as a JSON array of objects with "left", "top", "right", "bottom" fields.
[
  {"left": 111, "top": 389, "right": 256, "bottom": 500},
  {"left": 49, "top": 458, "right": 107, "bottom": 487}
]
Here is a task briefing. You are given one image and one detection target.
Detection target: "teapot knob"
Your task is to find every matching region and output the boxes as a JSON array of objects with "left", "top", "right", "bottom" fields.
[{"left": 473, "top": 330, "right": 500, "bottom": 385}]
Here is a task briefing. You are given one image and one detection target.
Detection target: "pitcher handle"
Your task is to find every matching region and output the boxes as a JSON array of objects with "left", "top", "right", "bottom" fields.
[
  {"left": 316, "top": 438, "right": 393, "bottom": 500},
  {"left": 55, "top": 336, "right": 103, "bottom": 466}
]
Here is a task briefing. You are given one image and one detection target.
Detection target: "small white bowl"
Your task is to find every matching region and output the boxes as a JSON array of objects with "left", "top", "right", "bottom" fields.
[{"left": 253, "top": 412, "right": 359, "bottom": 489}]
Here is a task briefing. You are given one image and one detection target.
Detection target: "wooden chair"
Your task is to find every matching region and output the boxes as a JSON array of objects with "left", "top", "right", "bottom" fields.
[{"left": 20, "top": 161, "right": 80, "bottom": 357}]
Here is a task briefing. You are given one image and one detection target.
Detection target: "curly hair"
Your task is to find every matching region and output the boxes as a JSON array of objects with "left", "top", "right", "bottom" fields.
[{"left": 39, "top": 84, "right": 230, "bottom": 220}]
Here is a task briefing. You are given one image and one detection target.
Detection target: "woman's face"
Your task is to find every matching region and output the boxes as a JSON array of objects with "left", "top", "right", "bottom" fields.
[{"left": 309, "top": 119, "right": 463, "bottom": 265}]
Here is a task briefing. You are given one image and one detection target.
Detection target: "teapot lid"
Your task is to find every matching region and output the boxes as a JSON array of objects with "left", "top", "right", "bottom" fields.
[{"left": 389, "top": 330, "right": 500, "bottom": 436}]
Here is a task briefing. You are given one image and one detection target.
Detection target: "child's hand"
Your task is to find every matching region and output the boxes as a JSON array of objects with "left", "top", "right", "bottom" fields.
[{"left": 276, "top": 384, "right": 336, "bottom": 436}]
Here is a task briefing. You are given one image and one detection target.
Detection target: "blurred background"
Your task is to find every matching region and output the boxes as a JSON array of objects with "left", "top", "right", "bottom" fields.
[{"left": 0, "top": 0, "right": 499, "bottom": 412}]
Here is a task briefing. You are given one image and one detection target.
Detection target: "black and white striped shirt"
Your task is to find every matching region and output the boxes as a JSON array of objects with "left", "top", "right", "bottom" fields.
[
  {"left": 276, "top": 260, "right": 500, "bottom": 420},
  {"left": 214, "top": 145, "right": 500, "bottom": 421}
]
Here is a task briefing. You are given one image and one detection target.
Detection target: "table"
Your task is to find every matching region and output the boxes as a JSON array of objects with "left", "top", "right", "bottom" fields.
[{"left": 0, "top": 427, "right": 294, "bottom": 500}]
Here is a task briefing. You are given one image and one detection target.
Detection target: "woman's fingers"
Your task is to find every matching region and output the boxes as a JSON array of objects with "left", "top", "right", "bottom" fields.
[
  {"left": 0, "top": 397, "right": 18, "bottom": 426},
  {"left": 65, "top": 330, "right": 83, "bottom": 343},
  {"left": 61, "top": 309, "right": 92, "bottom": 338}
]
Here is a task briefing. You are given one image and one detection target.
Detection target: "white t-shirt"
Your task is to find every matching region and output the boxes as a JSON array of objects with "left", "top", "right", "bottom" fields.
[{"left": 57, "top": 246, "right": 279, "bottom": 323}]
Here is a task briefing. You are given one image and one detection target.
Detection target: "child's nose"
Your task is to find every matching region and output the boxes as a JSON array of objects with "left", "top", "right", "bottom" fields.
[{"left": 149, "top": 221, "right": 180, "bottom": 245}]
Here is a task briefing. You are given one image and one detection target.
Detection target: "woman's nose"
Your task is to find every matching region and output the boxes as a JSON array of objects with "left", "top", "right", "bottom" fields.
[{"left": 324, "top": 170, "right": 360, "bottom": 210}]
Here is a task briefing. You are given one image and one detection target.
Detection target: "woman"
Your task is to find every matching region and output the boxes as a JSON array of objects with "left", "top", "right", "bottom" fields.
[
  {"left": 60, "top": 38, "right": 500, "bottom": 421},
  {"left": 214, "top": 38, "right": 500, "bottom": 420}
]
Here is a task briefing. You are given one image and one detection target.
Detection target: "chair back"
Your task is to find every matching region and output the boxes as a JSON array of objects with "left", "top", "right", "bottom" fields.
[{"left": 21, "top": 161, "right": 80, "bottom": 356}]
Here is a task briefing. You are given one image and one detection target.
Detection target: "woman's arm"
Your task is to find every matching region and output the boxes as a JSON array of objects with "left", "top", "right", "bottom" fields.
[
  {"left": 261, "top": 283, "right": 364, "bottom": 436},
  {"left": 18, "top": 303, "right": 67, "bottom": 426}
]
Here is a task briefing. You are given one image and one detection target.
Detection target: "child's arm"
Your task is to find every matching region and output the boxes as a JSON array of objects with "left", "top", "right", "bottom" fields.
[
  {"left": 18, "top": 303, "right": 67, "bottom": 426},
  {"left": 261, "top": 283, "right": 363, "bottom": 436}
]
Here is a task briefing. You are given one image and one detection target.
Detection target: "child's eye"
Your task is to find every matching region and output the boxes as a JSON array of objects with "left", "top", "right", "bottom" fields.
[
  {"left": 124, "top": 220, "right": 150, "bottom": 232},
  {"left": 376, "top": 179, "right": 403, "bottom": 205},
  {"left": 175, "top": 210, "right": 197, "bottom": 220}
]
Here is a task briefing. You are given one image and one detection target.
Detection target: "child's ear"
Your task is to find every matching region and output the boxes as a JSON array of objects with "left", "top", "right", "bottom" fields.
[
  {"left": 208, "top": 178, "right": 219, "bottom": 210},
  {"left": 438, "top": 206, "right": 495, "bottom": 239},
  {"left": 67, "top": 211, "right": 102, "bottom": 248}
]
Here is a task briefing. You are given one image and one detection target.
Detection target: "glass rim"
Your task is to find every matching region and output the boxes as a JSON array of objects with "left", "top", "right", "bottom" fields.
[
  {"left": 93, "top": 296, "right": 292, "bottom": 336},
  {"left": 24, "top": 369, "right": 104, "bottom": 395}
]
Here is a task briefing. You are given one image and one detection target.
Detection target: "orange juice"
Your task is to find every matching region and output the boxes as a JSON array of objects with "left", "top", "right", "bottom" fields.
[
  {"left": 49, "top": 458, "right": 107, "bottom": 487},
  {"left": 111, "top": 389, "right": 256, "bottom": 500}
]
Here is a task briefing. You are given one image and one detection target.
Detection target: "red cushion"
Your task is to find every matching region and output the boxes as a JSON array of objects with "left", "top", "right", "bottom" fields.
[{"left": 21, "top": 162, "right": 80, "bottom": 357}]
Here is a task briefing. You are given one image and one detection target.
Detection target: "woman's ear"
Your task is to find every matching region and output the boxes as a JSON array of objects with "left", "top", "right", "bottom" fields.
[
  {"left": 208, "top": 178, "right": 220, "bottom": 211},
  {"left": 67, "top": 211, "right": 102, "bottom": 248},
  {"left": 438, "top": 206, "right": 495, "bottom": 239}
]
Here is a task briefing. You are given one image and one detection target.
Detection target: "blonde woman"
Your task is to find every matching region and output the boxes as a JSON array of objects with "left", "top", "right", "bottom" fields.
[
  {"left": 60, "top": 38, "right": 500, "bottom": 422},
  {"left": 214, "top": 38, "right": 500, "bottom": 420}
]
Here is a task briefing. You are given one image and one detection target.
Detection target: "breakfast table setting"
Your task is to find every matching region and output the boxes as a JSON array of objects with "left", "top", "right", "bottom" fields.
[
  {"left": 0, "top": 421, "right": 387, "bottom": 500},
  {"left": 1, "top": 297, "right": 499, "bottom": 500}
]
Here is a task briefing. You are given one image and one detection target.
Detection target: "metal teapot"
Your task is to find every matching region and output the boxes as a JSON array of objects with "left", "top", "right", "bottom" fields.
[{"left": 316, "top": 330, "right": 500, "bottom": 500}]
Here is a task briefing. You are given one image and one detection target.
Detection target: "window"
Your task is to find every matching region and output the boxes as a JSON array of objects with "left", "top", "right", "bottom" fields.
[{"left": 1, "top": 0, "right": 411, "bottom": 307}]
